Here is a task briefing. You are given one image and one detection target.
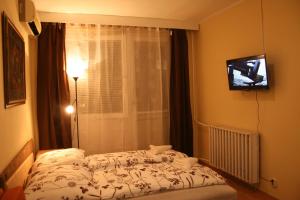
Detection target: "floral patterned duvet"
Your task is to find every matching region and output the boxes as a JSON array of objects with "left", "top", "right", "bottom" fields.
[
  {"left": 25, "top": 151, "right": 225, "bottom": 200},
  {"left": 85, "top": 150, "right": 188, "bottom": 170}
]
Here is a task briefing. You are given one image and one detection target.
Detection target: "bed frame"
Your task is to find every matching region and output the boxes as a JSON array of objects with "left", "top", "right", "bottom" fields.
[{"left": 0, "top": 139, "right": 34, "bottom": 189}]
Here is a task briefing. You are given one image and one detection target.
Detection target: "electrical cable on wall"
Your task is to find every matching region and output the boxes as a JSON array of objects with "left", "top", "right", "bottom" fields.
[
  {"left": 258, "top": 0, "right": 277, "bottom": 185},
  {"left": 256, "top": 0, "right": 266, "bottom": 134},
  {"left": 256, "top": 91, "right": 260, "bottom": 133},
  {"left": 260, "top": 0, "right": 266, "bottom": 53}
]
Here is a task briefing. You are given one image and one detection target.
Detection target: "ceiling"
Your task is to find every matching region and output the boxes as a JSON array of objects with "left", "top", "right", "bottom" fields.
[{"left": 32, "top": 0, "right": 240, "bottom": 22}]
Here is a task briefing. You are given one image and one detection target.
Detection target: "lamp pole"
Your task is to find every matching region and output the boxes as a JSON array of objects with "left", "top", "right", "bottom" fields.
[{"left": 73, "top": 76, "right": 80, "bottom": 148}]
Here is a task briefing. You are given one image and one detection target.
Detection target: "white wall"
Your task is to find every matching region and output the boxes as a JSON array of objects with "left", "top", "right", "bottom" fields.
[
  {"left": 0, "top": 0, "right": 37, "bottom": 172},
  {"left": 194, "top": 0, "right": 300, "bottom": 199}
]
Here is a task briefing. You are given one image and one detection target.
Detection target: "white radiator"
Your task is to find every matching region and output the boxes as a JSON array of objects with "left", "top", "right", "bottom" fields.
[{"left": 208, "top": 125, "right": 259, "bottom": 184}]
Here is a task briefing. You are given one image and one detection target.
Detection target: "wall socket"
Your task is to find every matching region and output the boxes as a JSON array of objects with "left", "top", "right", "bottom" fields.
[{"left": 270, "top": 178, "right": 278, "bottom": 188}]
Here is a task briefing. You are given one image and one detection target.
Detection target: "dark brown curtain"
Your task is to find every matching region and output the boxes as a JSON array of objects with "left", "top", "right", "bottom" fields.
[
  {"left": 37, "top": 23, "right": 71, "bottom": 149},
  {"left": 169, "top": 29, "right": 193, "bottom": 156}
]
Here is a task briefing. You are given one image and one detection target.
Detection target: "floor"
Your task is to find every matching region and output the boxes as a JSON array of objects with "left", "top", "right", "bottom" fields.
[
  {"left": 199, "top": 161, "right": 277, "bottom": 200},
  {"left": 226, "top": 179, "right": 277, "bottom": 200}
]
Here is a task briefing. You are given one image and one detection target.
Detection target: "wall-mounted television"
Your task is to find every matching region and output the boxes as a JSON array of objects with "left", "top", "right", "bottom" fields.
[{"left": 226, "top": 55, "right": 269, "bottom": 90}]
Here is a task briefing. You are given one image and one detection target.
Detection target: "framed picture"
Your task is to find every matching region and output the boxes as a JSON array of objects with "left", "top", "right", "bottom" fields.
[{"left": 2, "top": 12, "right": 26, "bottom": 108}]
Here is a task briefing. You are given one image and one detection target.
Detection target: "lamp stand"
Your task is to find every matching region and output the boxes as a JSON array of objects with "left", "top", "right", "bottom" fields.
[{"left": 73, "top": 77, "right": 80, "bottom": 148}]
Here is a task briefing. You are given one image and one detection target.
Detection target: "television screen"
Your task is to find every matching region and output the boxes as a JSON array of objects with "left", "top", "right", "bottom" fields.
[{"left": 226, "top": 55, "right": 269, "bottom": 90}]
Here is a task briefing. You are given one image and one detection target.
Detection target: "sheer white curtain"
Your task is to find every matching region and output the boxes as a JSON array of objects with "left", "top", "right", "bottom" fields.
[{"left": 66, "top": 24, "right": 170, "bottom": 155}]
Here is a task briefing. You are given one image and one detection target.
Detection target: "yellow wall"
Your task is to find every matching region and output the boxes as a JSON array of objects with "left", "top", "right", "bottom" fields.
[
  {"left": 0, "top": 0, "right": 37, "bottom": 172},
  {"left": 195, "top": 0, "right": 300, "bottom": 199}
]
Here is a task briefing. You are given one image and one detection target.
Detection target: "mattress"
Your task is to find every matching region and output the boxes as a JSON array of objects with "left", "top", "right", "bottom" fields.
[{"left": 131, "top": 185, "right": 236, "bottom": 200}]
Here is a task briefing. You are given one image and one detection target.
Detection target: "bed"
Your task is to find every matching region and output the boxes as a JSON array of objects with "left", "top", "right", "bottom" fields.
[{"left": 0, "top": 141, "right": 236, "bottom": 200}]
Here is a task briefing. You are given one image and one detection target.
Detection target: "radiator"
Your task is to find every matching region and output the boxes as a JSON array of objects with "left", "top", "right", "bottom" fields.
[{"left": 208, "top": 125, "right": 259, "bottom": 184}]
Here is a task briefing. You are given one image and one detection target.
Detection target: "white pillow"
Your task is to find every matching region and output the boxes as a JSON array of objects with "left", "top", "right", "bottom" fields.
[
  {"left": 32, "top": 148, "right": 85, "bottom": 172},
  {"left": 149, "top": 145, "right": 172, "bottom": 155},
  {"left": 172, "top": 157, "right": 198, "bottom": 170}
]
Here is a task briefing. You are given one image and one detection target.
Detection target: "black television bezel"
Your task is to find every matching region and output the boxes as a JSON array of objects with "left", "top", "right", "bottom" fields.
[{"left": 226, "top": 54, "right": 269, "bottom": 90}]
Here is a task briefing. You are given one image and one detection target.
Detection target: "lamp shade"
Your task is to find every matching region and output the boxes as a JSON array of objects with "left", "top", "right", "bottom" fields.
[{"left": 67, "top": 56, "right": 88, "bottom": 78}]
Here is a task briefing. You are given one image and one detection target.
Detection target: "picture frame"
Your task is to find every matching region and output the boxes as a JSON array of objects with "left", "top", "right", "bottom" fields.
[{"left": 2, "top": 12, "right": 26, "bottom": 108}]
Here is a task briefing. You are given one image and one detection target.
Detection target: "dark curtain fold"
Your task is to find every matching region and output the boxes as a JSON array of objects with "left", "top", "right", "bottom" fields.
[
  {"left": 169, "top": 29, "right": 193, "bottom": 156},
  {"left": 37, "top": 23, "right": 71, "bottom": 149}
]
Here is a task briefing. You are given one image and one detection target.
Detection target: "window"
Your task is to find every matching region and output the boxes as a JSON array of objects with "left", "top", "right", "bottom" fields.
[
  {"left": 67, "top": 26, "right": 170, "bottom": 116},
  {"left": 87, "top": 40, "right": 123, "bottom": 114},
  {"left": 69, "top": 39, "right": 124, "bottom": 115},
  {"left": 134, "top": 41, "right": 169, "bottom": 113}
]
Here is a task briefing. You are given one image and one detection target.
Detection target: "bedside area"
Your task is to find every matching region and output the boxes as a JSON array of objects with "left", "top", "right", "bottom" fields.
[{"left": 0, "top": 187, "right": 25, "bottom": 200}]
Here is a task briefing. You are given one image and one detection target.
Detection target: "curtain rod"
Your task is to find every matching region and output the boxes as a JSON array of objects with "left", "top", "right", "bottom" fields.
[
  {"left": 67, "top": 23, "right": 170, "bottom": 30},
  {"left": 38, "top": 12, "right": 200, "bottom": 31}
]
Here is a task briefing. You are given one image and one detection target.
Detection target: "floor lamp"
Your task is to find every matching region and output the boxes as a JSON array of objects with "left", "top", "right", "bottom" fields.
[
  {"left": 66, "top": 57, "right": 87, "bottom": 149},
  {"left": 66, "top": 76, "right": 80, "bottom": 148},
  {"left": 73, "top": 76, "right": 79, "bottom": 148}
]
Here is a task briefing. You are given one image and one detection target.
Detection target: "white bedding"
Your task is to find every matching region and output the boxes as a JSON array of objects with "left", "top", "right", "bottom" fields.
[
  {"left": 31, "top": 148, "right": 86, "bottom": 172},
  {"left": 24, "top": 149, "right": 233, "bottom": 200},
  {"left": 85, "top": 150, "right": 187, "bottom": 170}
]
